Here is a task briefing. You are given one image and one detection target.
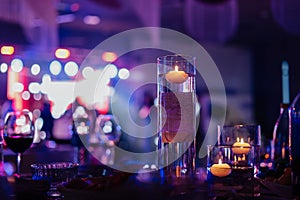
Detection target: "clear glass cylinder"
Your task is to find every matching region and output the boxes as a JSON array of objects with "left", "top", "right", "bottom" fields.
[{"left": 157, "top": 54, "right": 196, "bottom": 179}]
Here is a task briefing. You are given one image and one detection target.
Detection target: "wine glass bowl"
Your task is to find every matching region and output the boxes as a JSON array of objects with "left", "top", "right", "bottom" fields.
[
  {"left": 31, "top": 162, "right": 79, "bottom": 184},
  {"left": 3, "top": 110, "right": 34, "bottom": 175},
  {"left": 31, "top": 162, "right": 79, "bottom": 198}
]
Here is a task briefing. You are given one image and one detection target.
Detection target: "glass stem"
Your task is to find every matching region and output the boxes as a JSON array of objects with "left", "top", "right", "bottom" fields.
[{"left": 17, "top": 152, "right": 21, "bottom": 175}]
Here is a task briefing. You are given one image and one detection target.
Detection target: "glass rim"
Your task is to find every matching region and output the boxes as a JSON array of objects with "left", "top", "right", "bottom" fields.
[
  {"left": 31, "top": 162, "right": 79, "bottom": 170},
  {"left": 157, "top": 54, "right": 195, "bottom": 62},
  {"left": 221, "top": 124, "right": 261, "bottom": 128}
]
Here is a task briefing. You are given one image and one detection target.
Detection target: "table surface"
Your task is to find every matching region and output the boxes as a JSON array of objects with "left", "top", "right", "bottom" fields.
[{"left": 0, "top": 142, "right": 298, "bottom": 200}]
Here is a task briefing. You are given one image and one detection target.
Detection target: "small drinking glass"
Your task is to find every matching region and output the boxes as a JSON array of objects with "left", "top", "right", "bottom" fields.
[{"left": 3, "top": 110, "right": 34, "bottom": 176}]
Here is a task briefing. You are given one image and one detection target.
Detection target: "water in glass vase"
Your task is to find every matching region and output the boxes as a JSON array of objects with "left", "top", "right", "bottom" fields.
[{"left": 157, "top": 55, "right": 197, "bottom": 182}]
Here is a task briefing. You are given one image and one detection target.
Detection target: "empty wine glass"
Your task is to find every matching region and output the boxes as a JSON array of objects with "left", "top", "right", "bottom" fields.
[
  {"left": 31, "top": 162, "right": 79, "bottom": 199},
  {"left": 95, "top": 114, "right": 122, "bottom": 165},
  {"left": 3, "top": 110, "right": 34, "bottom": 176}
]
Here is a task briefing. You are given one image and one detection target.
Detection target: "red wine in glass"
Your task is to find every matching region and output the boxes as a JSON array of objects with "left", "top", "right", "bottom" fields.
[
  {"left": 3, "top": 135, "right": 33, "bottom": 153},
  {"left": 3, "top": 110, "right": 34, "bottom": 176}
]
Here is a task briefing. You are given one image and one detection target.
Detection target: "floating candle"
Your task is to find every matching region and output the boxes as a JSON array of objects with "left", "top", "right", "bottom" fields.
[
  {"left": 210, "top": 159, "right": 231, "bottom": 177},
  {"left": 165, "top": 65, "right": 188, "bottom": 84},
  {"left": 232, "top": 137, "right": 251, "bottom": 154}
]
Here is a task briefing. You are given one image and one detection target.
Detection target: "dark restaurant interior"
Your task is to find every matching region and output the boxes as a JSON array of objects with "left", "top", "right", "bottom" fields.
[{"left": 0, "top": 0, "right": 300, "bottom": 199}]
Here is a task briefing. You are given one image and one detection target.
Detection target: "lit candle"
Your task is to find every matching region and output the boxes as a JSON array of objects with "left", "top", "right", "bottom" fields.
[
  {"left": 282, "top": 61, "right": 290, "bottom": 104},
  {"left": 165, "top": 65, "right": 188, "bottom": 84},
  {"left": 232, "top": 137, "right": 251, "bottom": 154},
  {"left": 210, "top": 159, "right": 231, "bottom": 177}
]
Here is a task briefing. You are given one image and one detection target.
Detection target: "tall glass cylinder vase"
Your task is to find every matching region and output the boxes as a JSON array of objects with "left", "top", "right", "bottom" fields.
[{"left": 157, "top": 54, "right": 197, "bottom": 182}]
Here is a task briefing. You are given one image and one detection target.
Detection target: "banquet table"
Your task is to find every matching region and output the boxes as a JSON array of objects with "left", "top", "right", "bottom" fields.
[{"left": 0, "top": 142, "right": 297, "bottom": 200}]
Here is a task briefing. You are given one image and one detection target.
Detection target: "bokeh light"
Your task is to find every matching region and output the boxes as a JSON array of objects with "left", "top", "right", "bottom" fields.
[
  {"left": 103, "top": 64, "right": 118, "bottom": 78},
  {"left": 102, "top": 52, "right": 117, "bottom": 62},
  {"left": 49, "top": 60, "right": 62, "bottom": 75},
  {"left": 11, "top": 58, "right": 23, "bottom": 72},
  {"left": 28, "top": 82, "right": 40, "bottom": 94},
  {"left": 118, "top": 68, "right": 130, "bottom": 80},
  {"left": 0, "top": 63, "right": 8, "bottom": 73},
  {"left": 1, "top": 46, "right": 14, "bottom": 55},
  {"left": 31, "top": 64, "right": 41, "bottom": 75},
  {"left": 83, "top": 15, "right": 100, "bottom": 25},
  {"left": 22, "top": 91, "right": 30, "bottom": 100},
  {"left": 13, "top": 82, "right": 24, "bottom": 93},
  {"left": 82, "top": 66, "right": 94, "bottom": 79},
  {"left": 33, "top": 93, "right": 42, "bottom": 101},
  {"left": 64, "top": 61, "right": 78, "bottom": 76},
  {"left": 55, "top": 48, "right": 70, "bottom": 59}
]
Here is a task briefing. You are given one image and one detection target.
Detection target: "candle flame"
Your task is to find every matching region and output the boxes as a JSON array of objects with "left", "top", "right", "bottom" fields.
[
  {"left": 241, "top": 138, "right": 244, "bottom": 143},
  {"left": 174, "top": 65, "right": 179, "bottom": 72},
  {"left": 237, "top": 137, "right": 240, "bottom": 142},
  {"left": 218, "top": 158, "right": 222, "bottom": 164}
]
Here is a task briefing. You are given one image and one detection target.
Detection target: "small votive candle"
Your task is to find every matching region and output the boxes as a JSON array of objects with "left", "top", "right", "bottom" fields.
[
  {"left": 210, "top": 159, "right": 231, "bottom": 177},
  {"left": 232, "top": 137, "right": 251, "bottom": 154},
  {"left": 165, "top": 65, "right": 188, "bottom": 84}
]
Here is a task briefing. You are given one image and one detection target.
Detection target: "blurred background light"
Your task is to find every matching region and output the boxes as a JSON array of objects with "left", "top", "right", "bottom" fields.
[
  {"left": 42, "top": 74, "right": 51, "bottom": 83},
  {"left": 33, "top": 93, "right": 42, "bottom": 101},
  {"left": 103, "top": 64, "right": 118, "bottom": 78},
  {"left": 64, "top": 61, "right": 78, "bottom": 76},
  {"left": 21, "top": 91, "right": 30, "bottom": 100},
  {"left": 83, "top": 15, "right": 100, "bottom": 25},
  {"left": 118, "top": 68, "right": 130, "bottom": 80},
  {"left": 82, "top": 66, "right": 94, "bottom": 79},
  {"left": 13, "top": 82, "right": 24, "bottom": 93},
  {"left": 11, "top": 58, "right": 23, "bottom": 72},
  {"left": 55, "top": 48, "right": 70, "bottom": 59},
  {"left": 102, "top": 52, "right": 117, "bottom": 62},
  {"left": 0, "top": 63, "right": 8, "bottom": 73},
  {"left": 28, "top": 82, "right": 40, "bottom": 94},
  {"left": 49, "top": 60, "right": 62, "bottom": 75},
  {"left": 70, "top": 3, "right": 80, "bottom": 12},
  {"left": 1, "top": 46, "right": 14, "bottom": 55},
  {"left": 57, "top": 14, "right": 75, "bottom": 24},
  {"left": 31, "top": 64, "right": 41, "bottom": 75}
]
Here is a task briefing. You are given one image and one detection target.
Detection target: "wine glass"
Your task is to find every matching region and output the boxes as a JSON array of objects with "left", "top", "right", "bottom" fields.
[
  {"left": 3, "top": 110, "right": 34, "bottom": 176},
  {"left": 95, "top": 114, "right": 122, "bottom": 165}
]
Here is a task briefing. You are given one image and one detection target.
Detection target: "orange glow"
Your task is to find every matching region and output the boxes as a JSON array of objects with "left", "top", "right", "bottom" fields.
[
  {"left": 1, "top": 46, "right": 14, "bottom": 55},
  {"left": 7, "top": 68, "right": 29, "bottom": 110},
  {"left": 264, "top": 153, "right": 270, "bottom": 159},
  {"left": 55, "top": 48, "right": 70, "bottom": 59},
  {"left": 7, "top": 68, "right": 18, "bottom": 100},
  {"left": 102, "top": 52, "right": 117, "bottom": 62}
]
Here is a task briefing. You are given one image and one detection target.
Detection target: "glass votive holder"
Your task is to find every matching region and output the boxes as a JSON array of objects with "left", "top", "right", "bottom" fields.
[
  {"left": 219, "top": 124, "right": 261, "bottom": 174},
  {"left": 207, "top": 145, "right": 260, "bottom": 198}
]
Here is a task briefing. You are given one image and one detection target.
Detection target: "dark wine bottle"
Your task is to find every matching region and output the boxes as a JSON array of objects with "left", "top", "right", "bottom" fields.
[
  {"left": 271, "top": 61, "right": 290, "bottom": 169},
  {"left": 289, "top": 92, "right": 300, "bottom": 198},
  {"left": 271, "top": 103, "right": 289, "bottom": 167}
]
